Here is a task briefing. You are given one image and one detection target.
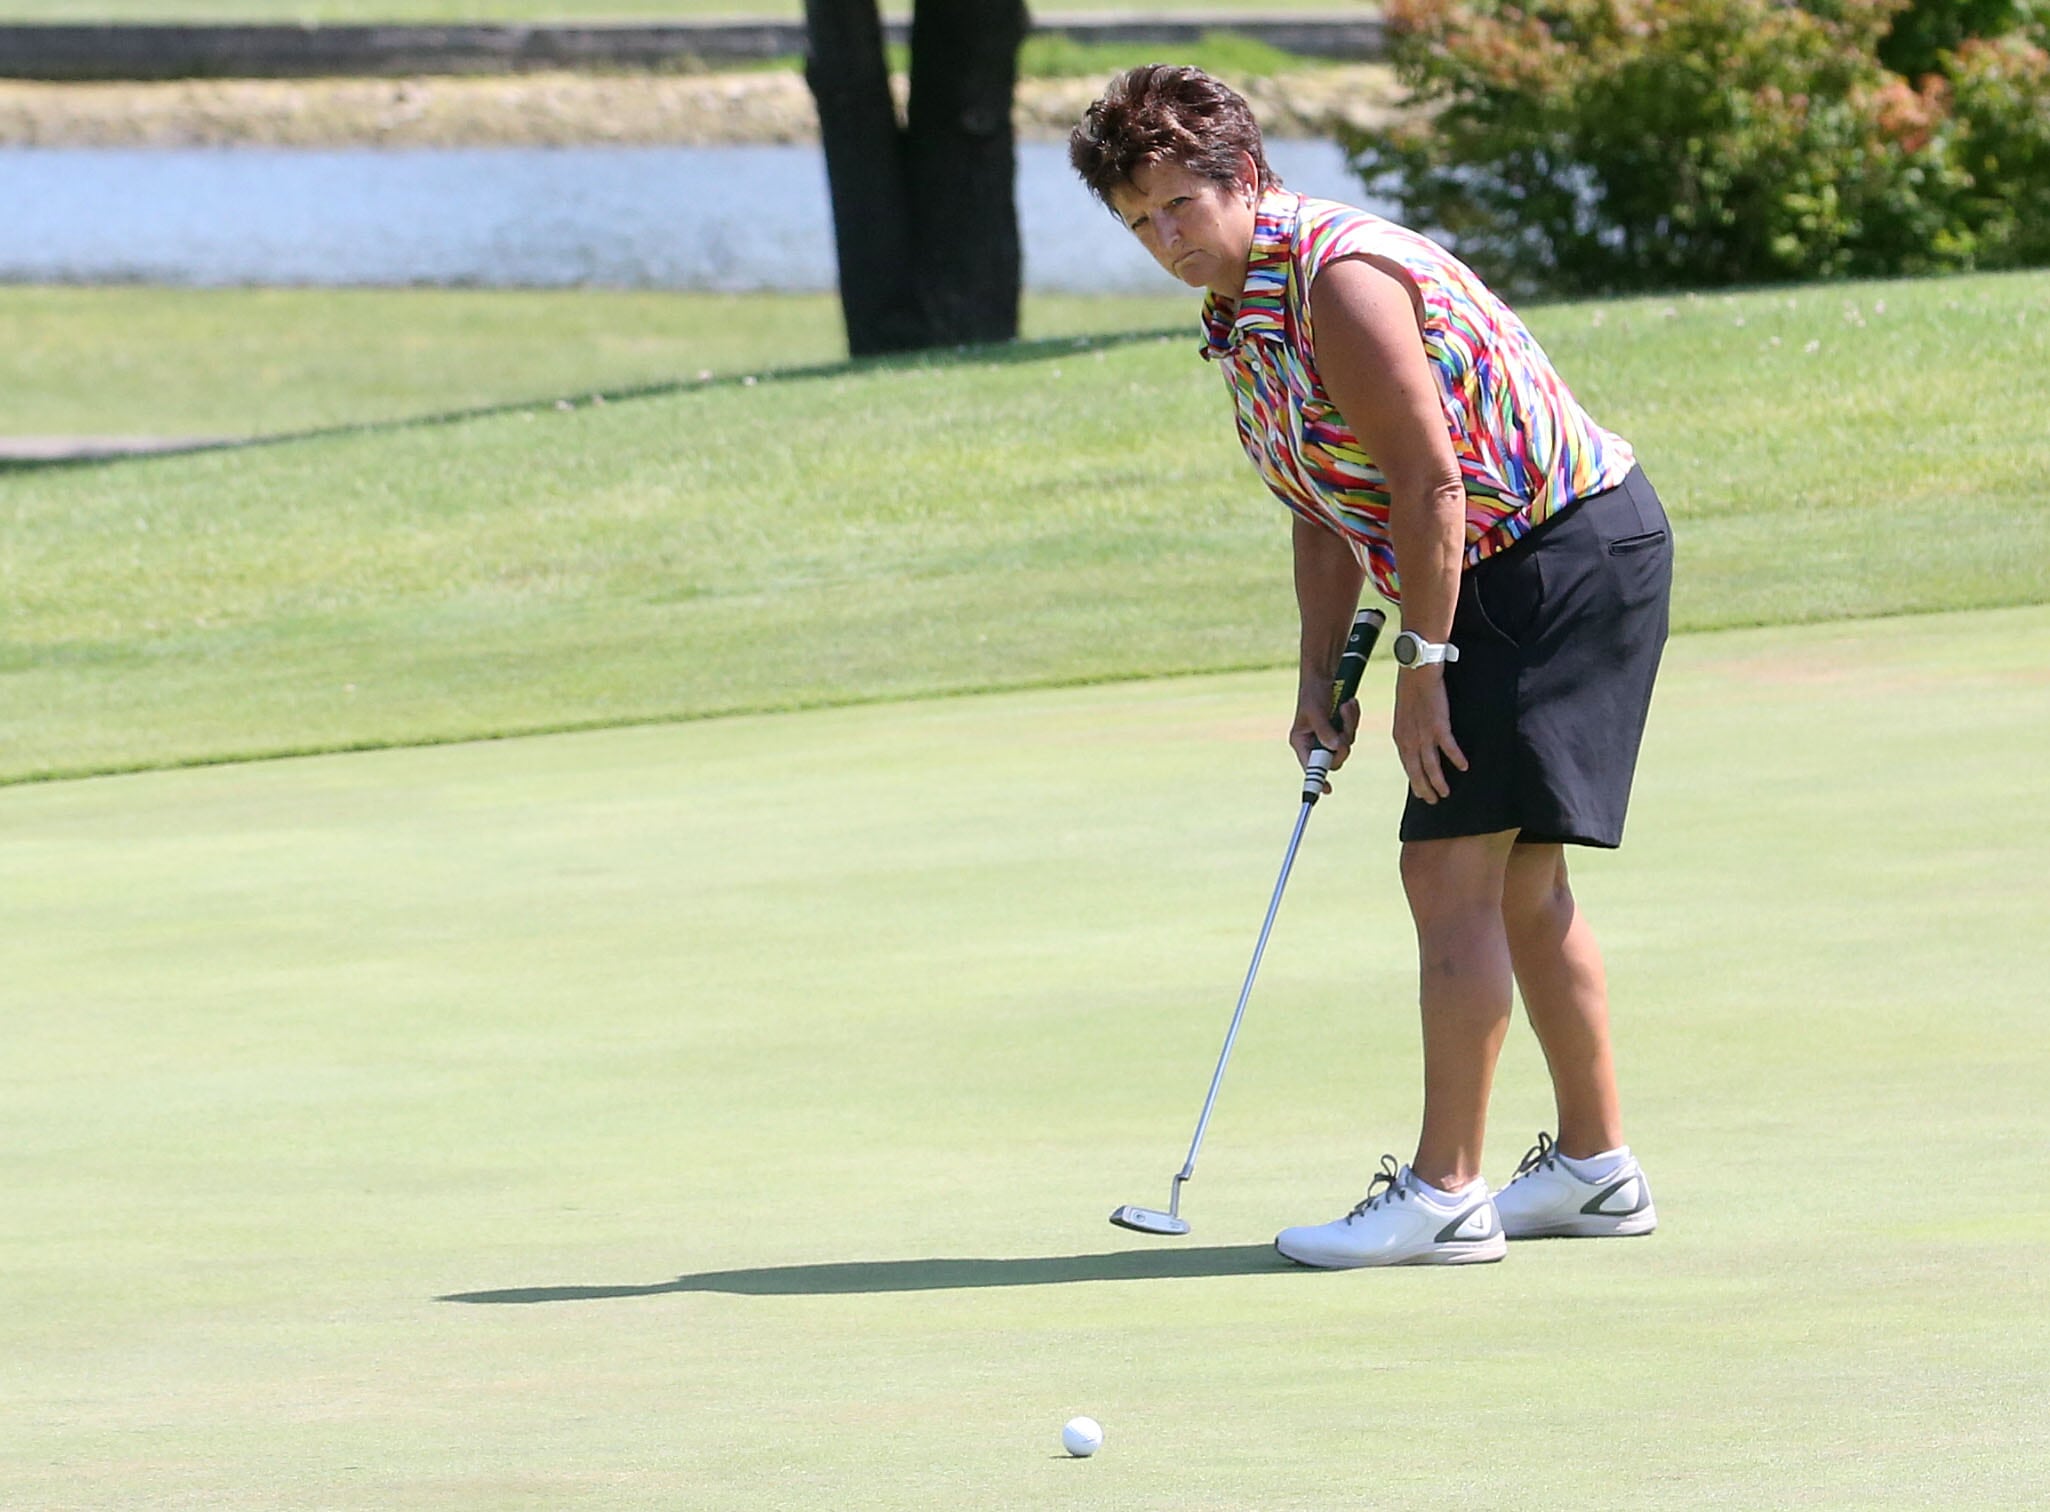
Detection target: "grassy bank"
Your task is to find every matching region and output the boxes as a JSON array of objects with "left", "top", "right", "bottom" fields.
[
  {"left": 0, "top": 60, "right": 1396, "bottom": 148},
  {"left": 4, "top": 272, "right": 2047, "bottom": 783},
  {"left": 5, "top": 611, "right": 2047, "bottom": 1508}
]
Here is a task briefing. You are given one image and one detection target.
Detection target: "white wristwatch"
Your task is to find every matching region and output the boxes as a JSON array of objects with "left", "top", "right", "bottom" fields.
[{"left": 1391, "top": 630, "right": 1461, "bottom": 668}]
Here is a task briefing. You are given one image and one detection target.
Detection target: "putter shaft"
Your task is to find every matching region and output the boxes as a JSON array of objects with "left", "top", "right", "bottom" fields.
[
  {"left": 1174, "top": 790, "right": 1317, "bottom": 1188},
  {"left": 1114, "top": 606, "right": 1383, "bottom": 1236}
]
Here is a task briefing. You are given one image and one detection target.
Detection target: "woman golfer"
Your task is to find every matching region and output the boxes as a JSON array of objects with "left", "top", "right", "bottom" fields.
[{"left": 1072, "top": 66, "right": 1674, "bottom": 1267}]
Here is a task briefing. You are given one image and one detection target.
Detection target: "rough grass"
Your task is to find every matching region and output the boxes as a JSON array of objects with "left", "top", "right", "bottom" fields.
[
  {"left": 1021, "top": 30, "right": 1311, "bottom": 80},
  {"left": 4, "top": 271, "right": 2047, "bottom": 784}
]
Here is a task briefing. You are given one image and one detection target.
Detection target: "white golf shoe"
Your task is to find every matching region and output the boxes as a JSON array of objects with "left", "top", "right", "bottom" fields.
[
  {"left": 1493, "top": 1132, "right": 1658, "bottom": 1239},
  {"left": 1275, "top": 1155, "right": 1508, "bottom": 1268}
]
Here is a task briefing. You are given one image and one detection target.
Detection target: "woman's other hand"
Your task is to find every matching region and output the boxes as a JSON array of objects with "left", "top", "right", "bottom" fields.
[{"left": 1391, "top": 666, "right": 1466, "bottom": 801}]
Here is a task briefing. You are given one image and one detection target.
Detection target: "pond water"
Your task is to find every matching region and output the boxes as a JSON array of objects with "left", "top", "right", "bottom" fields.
[{"left": 0, "top": 137, "right": 1386, "bottom": 292}]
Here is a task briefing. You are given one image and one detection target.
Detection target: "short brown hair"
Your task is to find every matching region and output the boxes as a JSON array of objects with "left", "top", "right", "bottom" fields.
[{"left": 1068, "top": 65, "right": 1279, "bottom": 210}]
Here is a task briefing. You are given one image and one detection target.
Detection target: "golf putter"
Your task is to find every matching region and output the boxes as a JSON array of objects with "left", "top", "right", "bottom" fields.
[{"left": 1111, "top": 605, "right": 1387, "bottom": 1237}]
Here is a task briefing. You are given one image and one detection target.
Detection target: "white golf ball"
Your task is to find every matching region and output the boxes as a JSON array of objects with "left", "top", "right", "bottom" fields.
[{"left": 1061, "top": 1416, "right": 1103, "bottom": 1458}]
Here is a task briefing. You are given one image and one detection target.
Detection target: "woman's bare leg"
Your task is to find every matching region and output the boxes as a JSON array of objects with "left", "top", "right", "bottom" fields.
[
  {"left": 1500, "top": 843, "right": 1624, "bottom": 1158},
  {"left": 1400, "top": 829, "right": 1519, "bottom": 1190}
]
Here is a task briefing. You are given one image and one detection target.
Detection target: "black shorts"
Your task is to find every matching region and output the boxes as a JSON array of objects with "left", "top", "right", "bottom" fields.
[{"left": 1399, "top": 465, "right": 1673, "bottom": 849}]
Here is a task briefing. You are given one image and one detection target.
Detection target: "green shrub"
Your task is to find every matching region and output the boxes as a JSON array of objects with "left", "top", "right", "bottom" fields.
[
  {"left": 1345, "top": 0, "right": 2050, "bottom": 294},
  {"left": 1945, "top": 30, "right": 2050, "bottom": 262},
  {"left": 1879, "top": 0, "right": 2037, "bottom": 78}
]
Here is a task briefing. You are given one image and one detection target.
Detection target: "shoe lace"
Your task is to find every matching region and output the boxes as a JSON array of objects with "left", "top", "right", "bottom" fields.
[
  {"left": 1511, "top": 1132, "right": 1558, "bottom": 1181},
  {"left": 1346, "top": 1154, "right": 1410, "bottom": 1219}
]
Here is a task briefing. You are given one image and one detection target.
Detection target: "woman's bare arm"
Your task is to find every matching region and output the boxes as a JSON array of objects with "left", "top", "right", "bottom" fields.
[{"left": 1307, "top": 255, "right": 1470, "bottom": 802}]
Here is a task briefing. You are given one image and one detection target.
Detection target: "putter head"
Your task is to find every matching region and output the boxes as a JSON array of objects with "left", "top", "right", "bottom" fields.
[{"left": 1109, "top": 1204, "right": 1191, "bottom": 1237}]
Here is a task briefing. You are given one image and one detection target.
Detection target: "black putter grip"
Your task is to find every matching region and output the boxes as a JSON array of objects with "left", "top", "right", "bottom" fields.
[
  {"left": 1328, "top": 607, "right": 1387, "bottom": 725},
  {"left": 1301, "top": 607, "right": 1385, "bottom": 803}
]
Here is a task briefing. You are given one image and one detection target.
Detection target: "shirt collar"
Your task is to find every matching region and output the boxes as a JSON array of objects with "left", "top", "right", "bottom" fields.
[{"left": 1200, "top": 188, "right": 1300, "bottom": 361}]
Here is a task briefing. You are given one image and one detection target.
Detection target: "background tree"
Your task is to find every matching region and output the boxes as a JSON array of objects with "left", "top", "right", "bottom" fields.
[{"left": 804, "top": 0, "right": 1031, "bottom": 356}]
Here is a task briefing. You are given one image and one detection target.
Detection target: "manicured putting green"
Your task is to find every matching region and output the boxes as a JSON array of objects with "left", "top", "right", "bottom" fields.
[{"left": 5, "top": 607, "right": 2047, "bottom": 1509}]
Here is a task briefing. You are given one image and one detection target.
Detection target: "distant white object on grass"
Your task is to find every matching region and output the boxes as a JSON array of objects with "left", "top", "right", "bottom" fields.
[{"left": 1061, "top": 1416, "right": 1103, "bottom": 1458}]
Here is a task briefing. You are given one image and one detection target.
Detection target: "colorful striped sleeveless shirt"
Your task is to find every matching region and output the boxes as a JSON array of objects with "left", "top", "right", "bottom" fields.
[{"left": 1200, "top": 190, "right": 1636, "bottom": 605}]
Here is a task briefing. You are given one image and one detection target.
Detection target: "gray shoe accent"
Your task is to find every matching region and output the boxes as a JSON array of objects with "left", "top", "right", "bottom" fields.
[
  {"left": 1581, "top": 1175, "right": 1651, "bottom": 1218},
  {"left": 1434, "top": 1201, "right": 1500, "bottom": 1245}
]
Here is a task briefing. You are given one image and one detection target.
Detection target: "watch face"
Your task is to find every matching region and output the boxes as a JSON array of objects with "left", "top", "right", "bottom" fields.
[{"left": 1393, "top": 632, "right": 1420, "bottom": 666}]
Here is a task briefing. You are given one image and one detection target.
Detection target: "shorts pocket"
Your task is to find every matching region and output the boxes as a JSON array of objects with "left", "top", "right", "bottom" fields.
[
  {"left": 1603, "top": 525, "right": 1673, "bottom": 619},
  {"left": 1607, "top": 530, "right": 1668, "bottom": 556},
  {"left": 1470, "top": 541, "right": 1545, "bottom": 647}
]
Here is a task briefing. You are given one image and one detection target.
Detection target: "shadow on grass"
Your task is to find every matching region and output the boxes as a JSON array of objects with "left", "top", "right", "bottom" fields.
[
  {"left": 0, "top": 326, "right": 1186, "bottom": 474},
  {"left": 442, "top": 1244, "right": 1286, "bottom": 1304}
]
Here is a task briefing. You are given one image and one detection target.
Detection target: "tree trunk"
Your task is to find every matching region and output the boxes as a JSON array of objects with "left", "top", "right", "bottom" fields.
[
  {"left": 906, "top": 0, "right": 1028, "bottom": 346},
  {"left": 802, "top": 0, "right": 924, "bottom": 354},
  {"left": 803, "top": 0, "right": 1027, "bottom": 356}
]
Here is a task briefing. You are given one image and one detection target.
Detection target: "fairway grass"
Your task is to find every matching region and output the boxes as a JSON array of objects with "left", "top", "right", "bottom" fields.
[
  {"left": 5, "top": 607, "right": 2048, "bottom": 1509},
  {"left": 6, "top": 270, "right": 2049, "bottom": 784}
]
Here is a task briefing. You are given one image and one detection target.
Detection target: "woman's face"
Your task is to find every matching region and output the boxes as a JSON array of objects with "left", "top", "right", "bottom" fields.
[{"left": 1107, "top": 156, "right": 1259, "bottom": 301}]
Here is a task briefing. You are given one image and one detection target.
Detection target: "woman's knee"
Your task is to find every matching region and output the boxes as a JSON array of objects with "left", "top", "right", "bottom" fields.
[
  {"left": 1401, "top": 833, "right": 1515, "bottom": 931},
  {"left": 1503, "top": 842, "right": 1575, "bottom": 935}
]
